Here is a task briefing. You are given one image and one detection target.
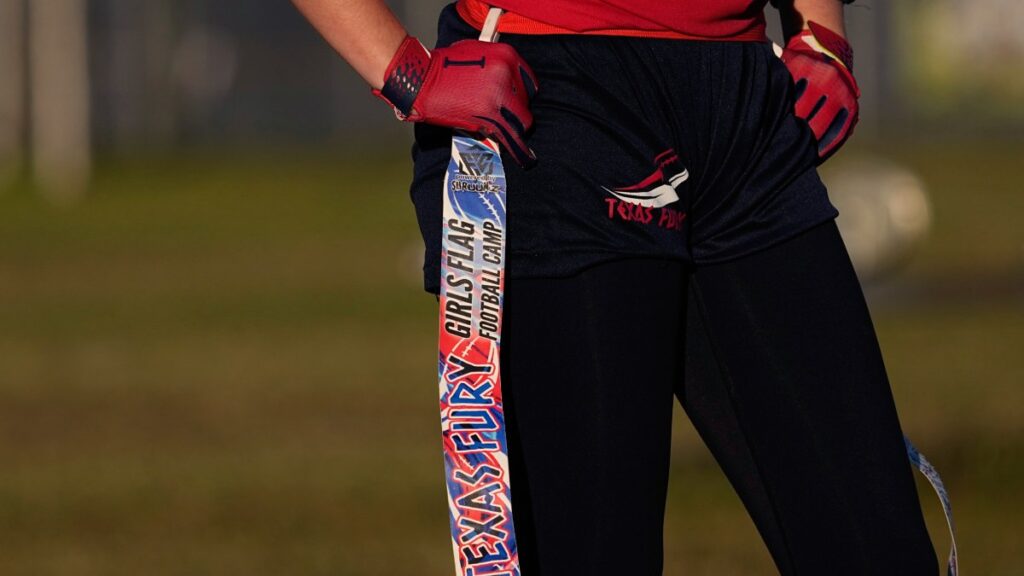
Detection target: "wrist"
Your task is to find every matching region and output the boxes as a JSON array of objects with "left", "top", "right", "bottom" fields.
[{"left": 775, "top": 0, "right": 849, "bottom": 43}]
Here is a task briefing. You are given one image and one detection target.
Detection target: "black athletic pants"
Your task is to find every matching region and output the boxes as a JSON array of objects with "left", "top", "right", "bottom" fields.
[{"left": 500, "top": 221, "right": 938, "bottom": 575}]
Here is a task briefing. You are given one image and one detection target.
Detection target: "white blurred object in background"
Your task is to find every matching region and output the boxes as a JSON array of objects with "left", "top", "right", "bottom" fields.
[{"left": 826, "top": 159, "right": 932, "bottom": 282}]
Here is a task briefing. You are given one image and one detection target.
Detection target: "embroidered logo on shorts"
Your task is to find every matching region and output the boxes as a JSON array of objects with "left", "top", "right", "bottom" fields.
[
  {"left": 603, "top": 149, "right": 688, "bottom": 231},
  {"left": 604, "top": 149, "right": 688, "bottom": 208}
]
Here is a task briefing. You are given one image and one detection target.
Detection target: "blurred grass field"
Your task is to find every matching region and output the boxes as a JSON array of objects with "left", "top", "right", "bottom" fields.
[{"left": 0, "top": 141, "right": 1021, "bottom": 575}]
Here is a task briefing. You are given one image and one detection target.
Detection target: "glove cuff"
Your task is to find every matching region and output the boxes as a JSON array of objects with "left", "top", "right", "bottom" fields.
[
  {"left": 808, "top": 21, "right": 853, "bottom": 71},
  {"left": 788, "top": 21, "right": 854, "bottom": 72},
  {"left": 374, "top": 36, "right": 431, "bottom": 119}
]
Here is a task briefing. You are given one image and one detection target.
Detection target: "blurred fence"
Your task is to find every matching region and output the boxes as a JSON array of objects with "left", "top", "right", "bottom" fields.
[{"left": 1, "top": 0, "right": 1023, "bottom": 196}]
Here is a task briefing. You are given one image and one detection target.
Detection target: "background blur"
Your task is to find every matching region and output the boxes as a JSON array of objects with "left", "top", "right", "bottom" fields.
[{"left": 1, "top": 0, "right": 1021, "bottom": 574}]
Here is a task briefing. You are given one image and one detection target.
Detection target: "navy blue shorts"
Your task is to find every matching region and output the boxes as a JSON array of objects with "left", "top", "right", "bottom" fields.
[{"left": 411, "top": 3, "right": 838, "bottom": 293}]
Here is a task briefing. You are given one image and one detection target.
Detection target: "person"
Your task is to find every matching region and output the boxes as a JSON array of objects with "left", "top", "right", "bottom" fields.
[{"left": 291, "top": 0, "right": 940, "bottom": 573}]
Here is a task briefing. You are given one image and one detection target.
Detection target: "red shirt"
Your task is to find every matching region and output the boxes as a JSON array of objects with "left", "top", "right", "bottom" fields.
[{"left": 459, "top": 0, "right": 769, "bottom": 41}]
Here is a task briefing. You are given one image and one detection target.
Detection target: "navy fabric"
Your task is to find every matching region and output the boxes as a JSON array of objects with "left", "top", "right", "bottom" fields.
[
  {"left": 412, "top": 3, "right": 838, "bottom": 293},
  {"left": 500, "top": 222, "right": 938, "bottom": 575}
]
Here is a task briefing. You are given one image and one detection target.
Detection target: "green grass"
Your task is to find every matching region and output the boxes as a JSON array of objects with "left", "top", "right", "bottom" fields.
[{"left": 0, "top": 144, "right": 1021, "bottom": 575}]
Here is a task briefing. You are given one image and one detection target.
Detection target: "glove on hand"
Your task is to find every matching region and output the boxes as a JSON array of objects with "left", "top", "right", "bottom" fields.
[
  {"left": 375, "top": 36, "right": 539, "bottom": 166},
  {"left": 780, "top": 21, "right": 860, "bottom": 162}
]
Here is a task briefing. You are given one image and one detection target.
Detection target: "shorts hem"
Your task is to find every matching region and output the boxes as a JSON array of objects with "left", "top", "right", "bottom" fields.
[
  {"left": 422, "top": 213, "right": 840, "bottom": 294},
  {"left": 691, "top": 212, "right": 840, "bottom": 266}
]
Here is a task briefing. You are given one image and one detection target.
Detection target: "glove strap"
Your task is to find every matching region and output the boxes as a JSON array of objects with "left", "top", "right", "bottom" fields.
[
  {"left": 797, "top": 21, "right": 854, "bottom": 71},
  {"left": 374, "top": 36, "right": 430, "bottom": 119}
]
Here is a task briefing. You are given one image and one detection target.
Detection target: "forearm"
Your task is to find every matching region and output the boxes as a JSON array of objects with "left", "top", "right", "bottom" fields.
[
  {"left": 291, "top": 0, "right": 407, "bottom": 89},
  {"left": 774, "top": 0, "right": 847, "bottom": 40}
]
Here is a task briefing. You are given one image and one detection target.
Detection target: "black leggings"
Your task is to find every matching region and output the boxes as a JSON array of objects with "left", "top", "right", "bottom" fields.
[{"left": 500, "top": 221, "right": 938, "bottom": 575}]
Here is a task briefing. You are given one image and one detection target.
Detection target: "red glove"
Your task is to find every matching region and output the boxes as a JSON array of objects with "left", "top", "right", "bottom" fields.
[
  {"left": 375, "top": 36, "right": 539, "bottom": 166},
  {"left": 780, "top": 21, "right": 860, "bottom": 162}
]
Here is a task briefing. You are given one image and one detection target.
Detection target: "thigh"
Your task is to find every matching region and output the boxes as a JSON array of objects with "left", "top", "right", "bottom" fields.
[
  {"left": 502, "top": 258, "right": 685, "bottom": 576},
  {"left": 678, "top": 221, "right": 938, "bottom": 575}
]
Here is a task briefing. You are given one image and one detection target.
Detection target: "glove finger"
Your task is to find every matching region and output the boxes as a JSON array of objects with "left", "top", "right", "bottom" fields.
[
  {"left": 519, "top": 64, "right": 539, "bottom": 101},
  {"left": 475, "top": 115, "right": 536, "bottom": 167},
  {"left": 791, "top": 77, "right": 809, "bottom": 102},
  {"left": 794, "top": 90, "right": 824, "bottom": 123},
  {"left": 501, "top": 94, "right": 535, "bottom": 133},
  {"left": 817, "top": 107, "right": 851, "bottom": 154},
  {"left": 807, "top": 99, "right": 837, "bottom": 139},
  {"left": 492, "top": 129, "right": 537, "bottom": 167},
  {"left": 502, "top": 106, "right": 537, "bottom": 164}
]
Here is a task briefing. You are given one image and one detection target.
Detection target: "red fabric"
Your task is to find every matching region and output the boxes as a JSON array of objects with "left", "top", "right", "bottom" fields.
[{"left": 478, "top": 0, "right": 768, "bottom": 41}]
